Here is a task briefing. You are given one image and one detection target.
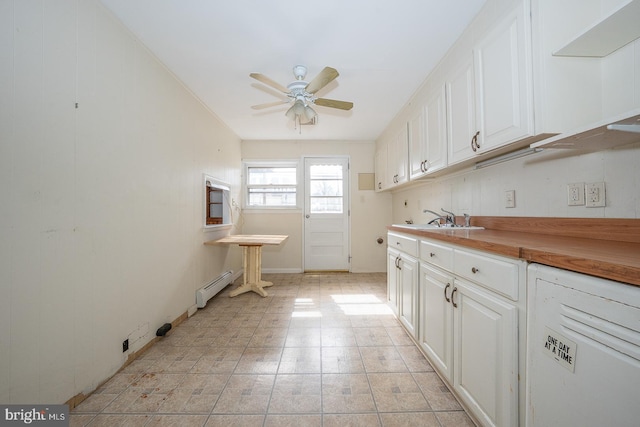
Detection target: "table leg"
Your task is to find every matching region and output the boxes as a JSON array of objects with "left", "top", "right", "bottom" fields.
[{"left": 229, "top": 244, "right": 273, "bottom": 298}]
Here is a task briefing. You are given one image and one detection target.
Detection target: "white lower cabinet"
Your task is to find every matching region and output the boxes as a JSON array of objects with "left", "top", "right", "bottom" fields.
[
  {"left": 387, "top": 247, "right": 400, "bottom": 315},
  {"left": 418, "top": 240, "right": 525, "bottom": 427},
  {"left": 387, "top": 232, "right": 419, "bottom": 331},
  {"left": 387, "top": 234, "right": 419, "bottom": 336},
  {"left": 419, "top": 263, "right": 454, "bottom": 381},
  {"left": 452, "top": 277, "right": 519, "bottom": 427},
  {"left": 398, "top": 253, "right": 418, "bottom": 337}
]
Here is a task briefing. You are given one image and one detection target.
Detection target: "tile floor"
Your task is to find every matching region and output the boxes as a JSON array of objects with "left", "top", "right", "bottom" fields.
[{"left": 70, "top": 273, "right": 475, "bottom": 426}]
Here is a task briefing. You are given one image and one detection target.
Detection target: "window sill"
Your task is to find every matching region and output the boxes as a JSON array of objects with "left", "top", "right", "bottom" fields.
[{"left": 203, "top": 224, "right": 233, "bottom": 232}]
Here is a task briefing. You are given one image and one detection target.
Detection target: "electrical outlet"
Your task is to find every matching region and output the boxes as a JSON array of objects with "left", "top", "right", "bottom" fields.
[
  {"left": 567, "top": 183, "right": 585, "bottom": 206},
  {"left": 586, "top": 182, "right": 606, "bottom": 207},
  {"left": 122, "top": 339, "right": 129, "bottom": 352},
  {"left": 505, "top": 190, "right": 516, "bottom": 208}
]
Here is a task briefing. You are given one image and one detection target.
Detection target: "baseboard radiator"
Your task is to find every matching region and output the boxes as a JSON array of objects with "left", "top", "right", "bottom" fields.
[{"left": 196, "top": 270, "right": 233, "bottom": 308}]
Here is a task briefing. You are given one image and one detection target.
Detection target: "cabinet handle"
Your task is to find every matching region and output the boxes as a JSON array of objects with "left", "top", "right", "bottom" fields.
[
  {"left": 471, "top": 267, "right": 479, "bottom": 274},
  {"left": 397, "top": 257, "right": 402, "bottom": 270},
  {"left": 429, "top": 252, "right": 435, "bottom": 258},
  {"left": 424, "top": 160, "right": 429, "bottom": 172},
  {"left": 451, "top": 287, "right": 458, "bottom": 308},
  {"left": 471, "top": 131, "right": 480, "bottom": 152},
  {"left": 394, "top": 257, "right": 399, "bottom": 269},
  {"left": 444, "top": 283, "right": 451, "bottom": 303}
]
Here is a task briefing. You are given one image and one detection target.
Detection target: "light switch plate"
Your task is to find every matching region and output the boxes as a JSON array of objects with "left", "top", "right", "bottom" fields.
[{"left": 505, "top": 190, "right": 515, "bottom": 208}]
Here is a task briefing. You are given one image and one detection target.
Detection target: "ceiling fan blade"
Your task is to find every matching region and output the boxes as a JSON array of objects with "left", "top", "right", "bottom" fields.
[
  {"left": 305, "top": 67, "right": 339, "bottom": 94},
  {"left": 249, "top": 73, "right": 289, "bottom": 94},
  {"left": 314, "top": 98, "right": 354, "bottom": 111},
  {"left": 251, "top": 100, "right": 290, "bottom": 110}
]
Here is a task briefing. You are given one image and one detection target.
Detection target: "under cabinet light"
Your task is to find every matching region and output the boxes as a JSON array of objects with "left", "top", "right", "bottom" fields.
[{"left": 474, "top": 147, "right": 542, "bottom": 169}]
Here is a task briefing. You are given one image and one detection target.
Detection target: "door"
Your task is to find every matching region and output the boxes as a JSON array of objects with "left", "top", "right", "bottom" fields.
[
  {"left": 399, "top": 253, "right": 418, "bottom": 337},
  {"left": 453, "top": 277, "right": 518, "bottom": 427},
  {"left": 387, "top": 248, "right": 400, "bottom": 315},
  {"left": 304, "top": 157, "right": 350, "bottom": 271},
  {"left": 419, "top": 263, "right": 454, "bottom": 382},
  {"left": 474, "top": 4, "right": 532, "bottom": 149},
  {"left": 447, "top": 56, "right": 477, "bottom": 165}
]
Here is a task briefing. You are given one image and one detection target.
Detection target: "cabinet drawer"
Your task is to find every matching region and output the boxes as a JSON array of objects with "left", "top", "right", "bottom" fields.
[
  {"left": 420, "top": 240, "right": 453, "bottom": 271},
  {"left": 388, "top": 232, "right": 418, "bottom": 257},
  {"left": 453, "top": 249, "right": 520, "bottom": 300}
]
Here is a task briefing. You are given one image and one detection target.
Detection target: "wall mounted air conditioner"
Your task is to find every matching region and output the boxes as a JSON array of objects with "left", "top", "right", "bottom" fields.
[{"left": 196, "top": 270, "right": 233, "bottom": 308}]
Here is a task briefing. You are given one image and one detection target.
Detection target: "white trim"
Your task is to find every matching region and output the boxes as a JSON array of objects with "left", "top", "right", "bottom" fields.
[
  {"left": 242, "top": 159, "right": 301, "bottom": 209},
  {"left": 203, "top": 174, "right": 232, "bottom": 229}
]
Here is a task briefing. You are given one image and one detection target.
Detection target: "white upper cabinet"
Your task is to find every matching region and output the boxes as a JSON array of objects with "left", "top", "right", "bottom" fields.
[
  {"left": 374, "top": 141, "right": 387, "bottom": 192},
  {"left": 474, "top": 3, "right": 534, "bottom": 151},
  {"left": 409, "top": 85, "right": 447, "bottom": 179},
  {"left": 386, "top": 125, "right": 409, "bottom": 188},
  {"left": 447, "top": 57, "right": 478, "bottom": 165},
  {"left": 448, "top": 3, "right": 534, "bottom": 166}
]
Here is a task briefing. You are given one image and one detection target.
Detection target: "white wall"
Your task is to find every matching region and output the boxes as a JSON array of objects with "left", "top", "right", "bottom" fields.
[
  {"left": 0, "top": 0, "right": 242, "bottom": 404},
  {"left": 241, "top": 140, "right": 392, "bottom": 273}
]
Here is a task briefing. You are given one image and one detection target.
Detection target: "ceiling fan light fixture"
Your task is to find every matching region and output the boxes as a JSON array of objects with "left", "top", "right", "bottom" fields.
[{"left": 303, "top": 105, "right": 316, "bottom": 121}]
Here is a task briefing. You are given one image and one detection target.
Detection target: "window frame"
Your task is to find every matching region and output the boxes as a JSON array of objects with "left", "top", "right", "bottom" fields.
[
  {"left": 242, "top": 160, "right": 301, "bottom": 210},
  {"left": 203, "top": 175, "right": 233, "bottom": 230}
]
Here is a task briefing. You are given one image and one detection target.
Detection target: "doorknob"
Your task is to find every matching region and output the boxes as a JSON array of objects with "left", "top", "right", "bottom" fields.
[{"left": 305, "top": 214, "right": 310, "bottom": 218}]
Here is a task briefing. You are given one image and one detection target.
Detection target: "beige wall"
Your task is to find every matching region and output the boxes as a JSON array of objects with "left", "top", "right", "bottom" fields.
[
  {"left": 0, "top": 0, "right": 242, "bottom": 404},
  {"left": 241, "top": 140, "right": 392, "bottom": 273}
]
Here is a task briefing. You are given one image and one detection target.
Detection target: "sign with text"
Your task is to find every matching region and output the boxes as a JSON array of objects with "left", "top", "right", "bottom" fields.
[
  {"left": 1, "top": 405, "right": 68, "bottom": 426},
  {"left": 542, "top": 326, "right": 577, "bottom": 372}
]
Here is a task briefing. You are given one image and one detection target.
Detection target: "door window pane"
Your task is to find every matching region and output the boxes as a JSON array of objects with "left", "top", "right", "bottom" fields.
[{"left": 309, "top": 164, "right": 343, "bottom": 213}]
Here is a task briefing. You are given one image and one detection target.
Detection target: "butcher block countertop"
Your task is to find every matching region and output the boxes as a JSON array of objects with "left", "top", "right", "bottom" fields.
[{"left": 388, "top": 217, "right": 640, "bottom": 287}]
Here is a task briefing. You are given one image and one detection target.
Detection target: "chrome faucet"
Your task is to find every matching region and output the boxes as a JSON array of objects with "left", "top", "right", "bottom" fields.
[
  {"left": 441, "top": 208, "right": 456, "bottom": 226},
  {"left": 464, "top": 213, "right": 471, "bottom": 227},
  {"left": 422, "top": 209, "right": 444, "bottom": 226}
]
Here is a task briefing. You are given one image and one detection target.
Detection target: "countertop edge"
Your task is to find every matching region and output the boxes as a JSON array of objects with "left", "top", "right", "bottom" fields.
[{"left": 387, "top": 225, "right": 640, "bottom": 287}]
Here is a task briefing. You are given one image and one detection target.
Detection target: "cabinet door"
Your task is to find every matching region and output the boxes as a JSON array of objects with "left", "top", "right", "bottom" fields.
[
  {"left": 424, "top": 85, "right": 447, "bottom": 173},
  {"left": 419, "top": 263, "right": 454, "bottom": 382},
  {"left": 374, "top": 142, "right": 387, "bottom": 191},
  {"left": 408, "top": 106, "right": 426, "bottom": 180},
  {"left": 474, "top": 4, "right": 533, "bottom": 150},
  {"left": 387, "top": 126, "right": 409, "bottom": 187},
  {"left": 386, "top": 248, "right": 400, "bottom": 315},
  {"left": 399, "top": 254, "right": 418, "bottom": 337},
  {"left": 453, "top": 278, "right": 519, "bottom": 427},
  {"left": 447, "top": 57, "right": 477, "bottom": 165}
]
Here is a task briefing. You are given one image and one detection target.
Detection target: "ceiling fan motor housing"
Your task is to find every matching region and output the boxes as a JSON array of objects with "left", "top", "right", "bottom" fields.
[{"left": 292, "top": 65, "right": 307, "bottom": 80}]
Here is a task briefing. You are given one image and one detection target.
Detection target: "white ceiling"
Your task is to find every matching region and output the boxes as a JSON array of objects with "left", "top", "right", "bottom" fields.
[{"left": 99, "top": 0, "right": 486, "bottom": 141}]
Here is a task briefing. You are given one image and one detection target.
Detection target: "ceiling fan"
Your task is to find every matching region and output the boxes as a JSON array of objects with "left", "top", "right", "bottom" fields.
[{"left": 250, "top": 65, "right": 353, "bottom": 126}]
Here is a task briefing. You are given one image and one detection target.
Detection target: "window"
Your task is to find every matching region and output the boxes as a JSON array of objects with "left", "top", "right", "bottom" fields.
[
  {"left": 309, "top": 164, "right": 344, "bottom": 213},
  {"left": 204, "top": 176, "right": 231, "bottom": 228},
  {"left": 244, "top": 162, "right": 299, "bottom": 208}
]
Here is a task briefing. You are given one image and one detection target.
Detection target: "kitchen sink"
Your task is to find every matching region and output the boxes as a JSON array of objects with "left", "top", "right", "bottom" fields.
[{"left": 392, "top": 224, "right": 484, "bottom": 230}]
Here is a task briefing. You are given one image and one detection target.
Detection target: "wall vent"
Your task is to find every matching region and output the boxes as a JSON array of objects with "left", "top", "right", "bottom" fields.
[{"left": 196, "top": 270, "right": 233, "bottom": 308}]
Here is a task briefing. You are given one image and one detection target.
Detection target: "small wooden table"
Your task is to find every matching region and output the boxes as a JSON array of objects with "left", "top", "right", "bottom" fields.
[{"left": 204, "top": 235, "right": 288, "bottom": 297}]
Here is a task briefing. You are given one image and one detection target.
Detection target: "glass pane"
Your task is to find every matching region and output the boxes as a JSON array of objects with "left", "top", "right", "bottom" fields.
[
  {"left": 248, "top": 188, "right": 296, "bottom": 206},
  {"left": 310, "top": 197, "right": 343, "bottom": 213},
  {"left": 310, "top": 179, "right": 343, "bottom": 197},
  {"left": 310, "top": 164, "right": 342, "bottom": 180},
  {"left": 248, "top": 167, "right": 297, "bottom": 185}
]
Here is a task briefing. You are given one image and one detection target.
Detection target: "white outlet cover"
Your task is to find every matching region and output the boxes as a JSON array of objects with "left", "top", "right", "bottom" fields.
[
  {"left": 567, "top": 182, "right": 585, "bottom": 206},
  {"left": 586, "top": 182, "right": 606, "bottom": 207}
]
